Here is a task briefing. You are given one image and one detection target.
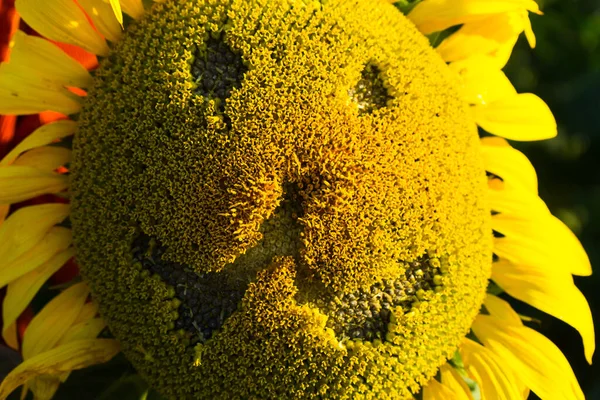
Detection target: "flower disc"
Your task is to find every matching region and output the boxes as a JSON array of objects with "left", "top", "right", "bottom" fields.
[{"left": 70, "top": 0, "right": 492, "bottom": 398}]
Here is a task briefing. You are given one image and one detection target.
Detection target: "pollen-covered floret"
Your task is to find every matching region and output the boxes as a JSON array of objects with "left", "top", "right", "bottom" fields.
[{"left": 71, "top": 0, "right": 492, "bottom": 398}]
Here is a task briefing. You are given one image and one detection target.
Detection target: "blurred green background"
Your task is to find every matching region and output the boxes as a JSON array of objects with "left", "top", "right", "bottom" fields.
[{"left": 503, "top": 0, "right": 600, "bottom": 397}]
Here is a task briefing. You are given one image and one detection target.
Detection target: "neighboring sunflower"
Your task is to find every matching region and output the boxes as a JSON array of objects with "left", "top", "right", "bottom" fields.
[{"left": 0, "top": 0, "right": 594, "bottom": 399}]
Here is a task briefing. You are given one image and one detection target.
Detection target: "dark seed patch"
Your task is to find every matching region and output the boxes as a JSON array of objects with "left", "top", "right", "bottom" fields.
[
  {"left": 308, "top": 256, "right": 442, "bottom": 342},
  {"left": 348, "top": 63, "right": 393, "bottom": 114},
  {"left": 132, "top": 234, "right": 248, "bottom": 344},
  {"left": 191, "top": 35, "right": 248, "bottom": 106}
]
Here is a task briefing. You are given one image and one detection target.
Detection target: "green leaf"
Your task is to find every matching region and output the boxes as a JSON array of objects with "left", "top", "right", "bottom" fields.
[
  {"left": 392, "top": 0, "right": 422, "bottom": 15},
  {"left": 449, "top": 350, "right": 482, "bottom": 400}
]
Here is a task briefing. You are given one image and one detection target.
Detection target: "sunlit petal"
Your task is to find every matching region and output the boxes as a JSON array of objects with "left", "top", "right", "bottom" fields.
[
  {"left": 461, "top": 338, "right": 524, "bottom": 400},
  {"left": 9, "top": 31, "right": 93, "bottom": 89},
  {"left": 472, "top": 314, "right": 584, "bottom": 400},
  {"left": 0, "top": 65, "right": 82, "bottom": 115},
  {"left": 408, "top": 0, "right": 540, "bottom": 34},
  {"left": 78, "top": 0, "right": 123, "bottom": 43},
  {"left": 15, "top": 0, "right": 109, "bottom": 56},
  {"left": 449, "top": 56, "right": 516, "bottom": 105},
  {"left": 473, "top": 93, "right": 557, "bottom": 141},
  {"left": 0, "top": 120, "right": 76, "bottom": 166},
  {"left": 492, "top": 258, "right": 595, "bottom": 363},
  {"left": 480, "top": 137, "right": 537, "bottom": 193}
]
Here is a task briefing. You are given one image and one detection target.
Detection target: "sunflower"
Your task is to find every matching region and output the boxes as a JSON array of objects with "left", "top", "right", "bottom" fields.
[{"left": 0, "top": 0, "right": 594, "bottom": 398}]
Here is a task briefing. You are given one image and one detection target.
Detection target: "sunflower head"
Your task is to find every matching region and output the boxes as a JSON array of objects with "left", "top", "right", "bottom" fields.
[
  {"left": 1, "top": 0, "right": 593, "bottom": 399},
  {"left": 70, "top": 0, "right": 491, "bottom": 397}
]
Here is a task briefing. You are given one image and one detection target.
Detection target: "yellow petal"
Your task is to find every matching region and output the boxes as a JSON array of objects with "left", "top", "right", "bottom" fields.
[
  {"left": 9, "top": 31, "right": 93, "bottom": 89},
  {"left": 493, "top": 212, "right": 592, "bottom": 276},
  {"left": 120, "top": 0, "right": 145, "bottom": 19},
  {"left": 408, "top": 0, "right": 540, "bottom": 35},
  {"left": 3, "top": 322, "right": 18, "bottom": 352},
  {"left": 483, "top": 294, "right": 522, "bottom": 325},
  {"left": 473, "top": 93, "right": 557, "bottom": 141},
  {"left": 27, "top": 375, "right": 60, "bottom": 400},
  {"left": 109, "top": 0, "right": 124, "bottom": 24},
  {"left": 480, "top": 137, "right": 537, "bottom": 193},
  {"left": 0, "top": 339, "right": 120, "bottom": 399},
  {"left": 487, "top": 181, "right": 548, "bottom": 217},
  {"left": 522, "top": 11, "right": 536, "bottom": 47},
  {"left": 422, "top": 378, "right": 459, "bottom": 400},
  {"left": 1, "top": 121, "right": 76, "bottom": 167},
  {"left": 22, "top": 282, "right": 90, "bottom": 360},
  {"left": 0, "top": 65, "right": 82, "bottom": 116},
  {"left": 78, "top": 0, "right": 123, "bottom": 43},
  {"left": 2, "top": 249, "right": 75, "bottom": 349},
  {"left": 492, "top": 258, "right": 595, "bottom": 363},
  {"left": 487, "top": 35, "right": 520, "bottom": 69},
  {"left": 449, "top": 56, "right": 516, "bottom": 105},
  {"left": 437, "top": 11, "right": 526, "bottom": 63},
  {"left": 0, "top": 227, "right": 72, "bottom": 288},
  {"left": 439, "top": 364, "right": 473, "bottom": 400},
  {"left": 14, "top": 0, "right": 109, "bottom": 56},
  {"left": 461, "top": 338, "right": 524, "bottom": 400},
  {"left": 19, "top": 384, "right": 28, "bottom": 400},
  {"left": 73, "top": 302, "right": 100, "bottom": 325},
  {"left": 57, "top": 318, "right": 106, "bottom": 346},
  {"left": 12, "top": 147, "right": 72, "bottom": 171},
  {"left": 0, "top": 204, "right": 8, "bottom": 225},
  {"left": 0, "top": 204, "right": 70, "bottom": 266},
  {"left": 472, "top": 315, "right": 584, "bottom": 400},
  {"left": 0, "top": 166, "right": 68, "bottom": 203}
]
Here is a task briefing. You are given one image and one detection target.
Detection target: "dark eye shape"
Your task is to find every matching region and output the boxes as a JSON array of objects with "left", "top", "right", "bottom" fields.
[
  {"left": 348, "top": 62, "right": 393, "bottom": 115},
  {"left": 192, "top": 35, "right": 248, "bottom": 109}
]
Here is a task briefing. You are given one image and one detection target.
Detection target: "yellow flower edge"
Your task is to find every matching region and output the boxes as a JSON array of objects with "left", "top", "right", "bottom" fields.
[{"left": 0, "top": 0, "right": 593, "bottom": 399}]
